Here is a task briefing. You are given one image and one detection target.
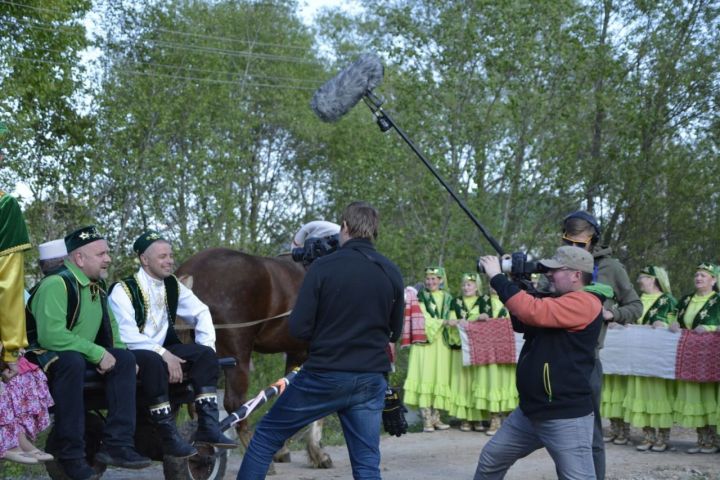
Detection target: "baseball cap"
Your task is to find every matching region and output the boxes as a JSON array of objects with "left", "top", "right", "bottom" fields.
[{"left": 539, "top": 246, "right": 594, "bottom": 274}]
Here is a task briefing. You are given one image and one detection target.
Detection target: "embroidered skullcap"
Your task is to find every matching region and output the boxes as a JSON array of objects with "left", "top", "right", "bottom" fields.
[
  {"left": 425, "top": 266, "right": 446, "bottom": 279},
  {"left": 639, "top": 265, "right": 672, "bottom": 296},
  {"left": 65, "top": 225, "right": 104, "bottom": 253},
  {"left": 461, "top": 273, "right": 479, "bottom": 284},
  {"left": 133, "top": 230, "right": 165, "bottom": 255}
]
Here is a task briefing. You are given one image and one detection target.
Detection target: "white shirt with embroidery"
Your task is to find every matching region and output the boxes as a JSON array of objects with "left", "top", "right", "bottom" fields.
[{"left": 109, "top": 267, "right": 216, "bottom": 353}]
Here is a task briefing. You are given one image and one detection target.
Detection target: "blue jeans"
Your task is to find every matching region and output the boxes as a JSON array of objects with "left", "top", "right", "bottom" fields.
[
  {"left": 474, "top": 408, "right": 595, "bottom": 480},
  {"left": 237, "top": 369, "right": 387, "bottom": 480}
]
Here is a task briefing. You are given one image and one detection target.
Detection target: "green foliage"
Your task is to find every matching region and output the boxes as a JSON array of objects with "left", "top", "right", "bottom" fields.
[{"left": 1, "top": 0, "right": 719, "bottom": 456}]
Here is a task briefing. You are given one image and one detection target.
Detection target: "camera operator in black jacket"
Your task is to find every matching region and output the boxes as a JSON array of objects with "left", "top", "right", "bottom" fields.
[{"left": 237, "top": 201, "right": 404, "bottom": 480}]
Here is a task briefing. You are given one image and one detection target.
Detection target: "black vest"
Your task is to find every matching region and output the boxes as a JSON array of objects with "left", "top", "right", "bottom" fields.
[{"left": 110, "top": 274, "right": 182, "bottom": 347}]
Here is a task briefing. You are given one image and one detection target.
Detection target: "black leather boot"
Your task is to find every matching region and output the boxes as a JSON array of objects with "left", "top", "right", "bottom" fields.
[
  {"left": 193, "top": 387, "right": 238, "bottom": 449},
  {"left": 149, "top": 397, "right": 198, "bottom": 458}
]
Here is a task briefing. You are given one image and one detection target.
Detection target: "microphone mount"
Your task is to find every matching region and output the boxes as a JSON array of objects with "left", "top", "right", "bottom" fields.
[{"left": 361, "top": 89, "right": 505, "bottom": 256}]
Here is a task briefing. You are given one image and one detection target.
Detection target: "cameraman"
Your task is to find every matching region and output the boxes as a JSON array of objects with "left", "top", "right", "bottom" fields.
[
  {"left": 237, "top": 202, "right": 404, "bottom": 480},
  {"left": 474, "top": 246, "right": 603, "bottom": 480}
]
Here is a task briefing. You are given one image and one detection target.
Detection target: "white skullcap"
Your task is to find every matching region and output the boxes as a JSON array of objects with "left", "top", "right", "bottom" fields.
[{"left": 38, "top": 239, "right": 68, "bottom": 260}]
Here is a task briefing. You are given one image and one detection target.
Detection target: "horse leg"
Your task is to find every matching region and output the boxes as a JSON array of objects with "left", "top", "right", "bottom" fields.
[
  {"left": 220, "top": 342, "right": 253, "bottom": 452},
  {"left": 306, "top": 418, "right": 333, "bottom": 469}
]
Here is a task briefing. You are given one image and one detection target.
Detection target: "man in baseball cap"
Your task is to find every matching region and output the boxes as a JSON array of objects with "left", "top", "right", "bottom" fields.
[{"left": 473, "top": 246, "right": 604, "bottom": 479}]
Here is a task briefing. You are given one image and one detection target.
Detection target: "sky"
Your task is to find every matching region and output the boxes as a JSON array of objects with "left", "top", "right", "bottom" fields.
[{"left": 297, "top": 0, "right": 361, "bottom": 25}]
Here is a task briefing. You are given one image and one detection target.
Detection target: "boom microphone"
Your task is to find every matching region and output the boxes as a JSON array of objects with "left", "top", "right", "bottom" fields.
[
  {"left": 310, "top": 55, "right": 506, "bottom": 256},
  {"left": 310, "top": 53, "right": 384, "bottom": 122}
]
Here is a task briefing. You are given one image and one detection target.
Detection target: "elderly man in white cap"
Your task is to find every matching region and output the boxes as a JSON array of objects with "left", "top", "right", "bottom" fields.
[
  {"left": 474, "top": 246, "right": 607, "bottom": 480},
  {"left": 38, "top": 238, "right": 68, "bottom": 276}
]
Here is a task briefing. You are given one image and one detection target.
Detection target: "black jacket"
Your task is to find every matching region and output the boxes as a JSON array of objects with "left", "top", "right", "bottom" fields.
[
  {"left": 491, "top": 274, "right": 603, "bottom": 420},
  {"left": 289, "top": 238, "right": 404, "bottom": 372}
]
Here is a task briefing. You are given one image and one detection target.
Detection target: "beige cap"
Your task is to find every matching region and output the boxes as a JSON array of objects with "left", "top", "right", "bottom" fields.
[
  {"left": 38, "top": 239, "right": 67, "bottom": 260},
  {"left": 539, "top": 246, "right": 594, "bottom": 274}
]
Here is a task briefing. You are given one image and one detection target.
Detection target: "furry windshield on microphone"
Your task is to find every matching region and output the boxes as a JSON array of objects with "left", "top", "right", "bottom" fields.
[{"left": 311, "top": 53, "right": 384, "bottom": 122}]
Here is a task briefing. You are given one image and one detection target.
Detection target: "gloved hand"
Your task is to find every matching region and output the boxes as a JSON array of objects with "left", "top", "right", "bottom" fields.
[{"left": 382, "top": 387, "right": 408, "bottom": 437}]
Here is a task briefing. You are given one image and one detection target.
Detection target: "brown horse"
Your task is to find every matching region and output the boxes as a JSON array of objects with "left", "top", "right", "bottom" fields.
[{"left": 176, "top": 248, "right": 332, "bottom": 468}]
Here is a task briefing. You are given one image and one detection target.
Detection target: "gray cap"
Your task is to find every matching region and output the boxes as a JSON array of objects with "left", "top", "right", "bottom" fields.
[{"left": 539, "top": 246, "right": 594, "bottom": 274}]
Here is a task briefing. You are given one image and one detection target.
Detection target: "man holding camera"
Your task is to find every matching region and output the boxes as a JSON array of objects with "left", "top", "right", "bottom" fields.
[
  {"left": 237, "top": 201, "right": 404, "bottom": 480},
  {"left": 474, "top": 246, "right": 603, "bottom": 480}
]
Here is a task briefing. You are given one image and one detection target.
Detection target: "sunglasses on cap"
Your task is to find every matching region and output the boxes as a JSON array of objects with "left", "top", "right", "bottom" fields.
[{"left": 561, "top": 234, "right": 592, "bottom": 249}]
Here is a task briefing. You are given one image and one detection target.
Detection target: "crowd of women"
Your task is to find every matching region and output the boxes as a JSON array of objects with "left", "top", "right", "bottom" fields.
[{"left": 402, "top": 262, "right": 720, "bottom": 455}]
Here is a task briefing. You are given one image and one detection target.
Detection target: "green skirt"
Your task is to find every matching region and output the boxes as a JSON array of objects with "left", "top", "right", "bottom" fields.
[
  {"left": 673, "top": 380, "right": 717, "bottom": 428},
  {"left": 471, "top": 363, "right": 518, "bottom": 414},
  {"left": 447, "top": 349, "right": 488, "bottom": 421},
  {"left": 403, "top": 338, "right": 453, "bottom": 410},
  {"left": 600, "top": 374, "right": 628, "bottom": 419},
  {"left": 622, "top": 375, "right": 675, "bottom": 429}
]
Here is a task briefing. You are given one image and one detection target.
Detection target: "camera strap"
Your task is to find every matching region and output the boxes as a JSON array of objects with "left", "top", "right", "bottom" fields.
[{"left": 350, "top": 247, "right": 401, "bottom": 307}]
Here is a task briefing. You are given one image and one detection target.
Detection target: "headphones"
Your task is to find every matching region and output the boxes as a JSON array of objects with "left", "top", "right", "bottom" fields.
[{"left": 563, "top": 210, "right": 601, "bottom": 242}]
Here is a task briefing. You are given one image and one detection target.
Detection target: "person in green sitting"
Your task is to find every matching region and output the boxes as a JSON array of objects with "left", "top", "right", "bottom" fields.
[
  {"left": 403, "top": 266, "right": 453, "bottom": 432},
  {"left": 447, "top": 273, "right": 491, "bottom": 432},
  {"left": 623, "top": 266, "right": 677, "bottom": 452},
  {"left": 671, "top": 263, "right": 720, "bottom": 454}
]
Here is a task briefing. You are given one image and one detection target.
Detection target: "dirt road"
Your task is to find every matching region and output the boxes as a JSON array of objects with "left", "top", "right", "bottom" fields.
[{"left": 102, "top": 424, "right": 720, "bottom": 480}]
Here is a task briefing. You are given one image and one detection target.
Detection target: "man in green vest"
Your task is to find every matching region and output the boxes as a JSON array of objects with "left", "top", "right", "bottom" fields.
[
  {"left": 29, "top": 225, "right": 151, "bottom": 480},
  {"left": 108, "top": 231, "right": 236, "bottom": 452}
]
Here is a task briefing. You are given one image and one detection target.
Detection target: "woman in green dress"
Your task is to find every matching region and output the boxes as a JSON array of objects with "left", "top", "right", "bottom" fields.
[
  {"left": 671, "top": 263, "right": 720, "bottom": 454},
  {"left": 471, "top": 280, "right": 518, "bottom": 436},
  {"left": 447, "top": 273, "right": 491, "bottom": 431},
  {"left": 402, "top": 267, "right": 454, "bottom": 432},
  {"left": 622, "top": 266, "right": 677, "bottom": 452}
]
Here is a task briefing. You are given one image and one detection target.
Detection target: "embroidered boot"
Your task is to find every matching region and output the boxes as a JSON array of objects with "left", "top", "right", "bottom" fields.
[
  {"left": 636, "top": 427, "right": 655, "bottom": 451},
  {"left": 420, "top": 408, "right": 434, "bottom": 432},
  {"left": 431, "top": 408, "right": 450, "bottom": 430},
  {"left": 486, "top": 414, "right": 502, "bottom": 436},
  {"left": 472, "top": 421, "right": 487, "bottom": 432},
  {"left": 612, "top": 420, "right": 630, "bottom": 445},
  {"left": 687, "top": 427, "right": 705, "bottom": 454},
  {"left": 149, "top": 398, "right": 198, "bottom": 458},
  {"left": 603, "top": 418, "right": 620, "bottom": 443},
  {"left": 459, "top": 421, "right": 472, "bottom": 432},
  {"left": 700, "top": 426, "right": 718, "bottom": 454},
  {"left": 193, "top": 387, "right": 238, "bottom": 448},
  {"left": 651, "top": 428, "right": 670, "bottom": 452}
]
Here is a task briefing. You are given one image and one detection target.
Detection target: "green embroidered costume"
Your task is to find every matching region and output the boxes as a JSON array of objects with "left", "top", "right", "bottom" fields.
[{"left": 623, "top": 292, "right": 678, "bottom": 429}]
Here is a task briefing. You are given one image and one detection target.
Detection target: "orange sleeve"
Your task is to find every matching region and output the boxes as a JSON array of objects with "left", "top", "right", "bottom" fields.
[{"left": 505, "top": 290, "right": 602, "bottom": 332}]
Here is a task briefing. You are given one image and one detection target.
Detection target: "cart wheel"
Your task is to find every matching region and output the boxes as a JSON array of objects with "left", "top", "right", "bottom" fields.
[{"left": 162, "top": 419, "right": 228, "bottom": 480}]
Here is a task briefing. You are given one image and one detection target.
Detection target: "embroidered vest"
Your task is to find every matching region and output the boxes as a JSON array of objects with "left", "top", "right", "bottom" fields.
[
  {"left": 26, "top": 267, "right": 114, "bottom": 368},
  {"left": 112, "top": 274, "right": 182, "bottom": 347}
]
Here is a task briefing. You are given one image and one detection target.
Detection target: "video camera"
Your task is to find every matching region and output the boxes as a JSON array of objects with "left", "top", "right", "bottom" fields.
[
  {"left": 477, "top": 251, "right": 549, "bottom": 287},
  {"left": 291, "top": 234, "right": 340, "bottom": 266}
]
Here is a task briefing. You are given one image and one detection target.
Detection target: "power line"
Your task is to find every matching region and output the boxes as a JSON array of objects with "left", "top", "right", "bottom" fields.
[
  {"left": 148, "top": 39, "right": 320, "bottom": 65},
  {"left": 4, "top": 55, "right": 316, "bottom": 91},
  {"left": 0, "top": 0, "right": 79, "bottom": 16},
  {"left": 5, "top": 43, "right": 324, "bottom": 86},
  {"left": 154, "top": 27, "right": 311, "bottom": 53},
  {"left": 1, "top": 0, "right": 325, "bottom": 53},
  {"left": 0, "top": 16, "right": 324, "bottom": 67}
]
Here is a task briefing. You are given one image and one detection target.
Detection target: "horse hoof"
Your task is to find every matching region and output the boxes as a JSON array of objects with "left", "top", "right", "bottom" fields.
[
  {"left": 272, "top": 450, "right": 291, "bottom": 463},
  {"left": 316, "top": 455, "right": 333, "bottom": 469}
]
